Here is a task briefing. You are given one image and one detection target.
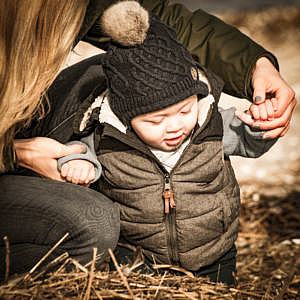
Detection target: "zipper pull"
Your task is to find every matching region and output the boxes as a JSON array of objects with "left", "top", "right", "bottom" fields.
[
  {"left": 163, "top": 174, "right": 175, "bottom": 214},
  {"left": 163, "top": 190, "right": 175, "bottom": 214}
]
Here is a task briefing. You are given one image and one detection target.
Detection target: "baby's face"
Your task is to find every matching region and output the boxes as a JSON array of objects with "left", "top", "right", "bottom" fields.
[{"left": 131, "top": 95, "right": 198, "bottom": 151}]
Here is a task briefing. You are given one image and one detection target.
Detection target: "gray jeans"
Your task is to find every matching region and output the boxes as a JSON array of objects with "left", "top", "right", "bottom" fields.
[{"left": 0, "top": 175, "right": 120, "bottom": 280}]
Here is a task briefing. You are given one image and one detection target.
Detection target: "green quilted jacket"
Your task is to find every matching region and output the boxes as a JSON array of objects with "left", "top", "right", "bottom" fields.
[{"left": 81, "top": 0, "right": 278, "bottom": 100}]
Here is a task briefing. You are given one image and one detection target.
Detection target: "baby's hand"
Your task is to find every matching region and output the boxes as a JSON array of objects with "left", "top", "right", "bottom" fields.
[
  {"left": 235, "top": 99, "right": 280, "bottom": 139},
  {"left": 235, "top": 99, "right": 278, "bottom": 125},
  {"left": 248, "top": 98, "right": 278, "bottom": 121},
  {"left": 61, "top": 159, "right": 95, "bottom": 186}
]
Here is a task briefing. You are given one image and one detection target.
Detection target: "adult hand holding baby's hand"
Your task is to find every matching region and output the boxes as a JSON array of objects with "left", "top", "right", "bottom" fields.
[
  {"left": 249, "top": 57, "right": 296, "bottom": 138},
  {"left": 235, "top": 99, "right": 293, "bottom": 139},
  {"left": 235, "top": 100, "right": 278, "bottom": 139},
  {"left": 14, "top": 137, "right": 85, "bottom": 181}
]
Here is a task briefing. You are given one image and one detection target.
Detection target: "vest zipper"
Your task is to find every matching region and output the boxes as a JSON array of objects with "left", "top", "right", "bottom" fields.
[
  {"left": 163, "top": 173, "right": 175, "bottom": 214},
  {"left": 160, "top": 103, "right": 213, "bottom": 265},
  {"left": 163, "top": 173, "right": 179, "bottom": 264}
]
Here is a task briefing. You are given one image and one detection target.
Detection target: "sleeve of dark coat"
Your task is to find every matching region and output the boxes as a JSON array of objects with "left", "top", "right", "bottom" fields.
[{"left": 139, "top": 0, "right": 279, "bottom": 100}]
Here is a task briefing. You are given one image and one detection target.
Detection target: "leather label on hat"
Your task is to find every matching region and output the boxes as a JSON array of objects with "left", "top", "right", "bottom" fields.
[{"left": 191, "top": 67, "right": 198, "bottom": 80}]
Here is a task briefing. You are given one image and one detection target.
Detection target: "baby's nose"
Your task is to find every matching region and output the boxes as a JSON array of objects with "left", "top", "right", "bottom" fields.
[{"left": 166, "top": 118, "right": 183, "bottom": 132}]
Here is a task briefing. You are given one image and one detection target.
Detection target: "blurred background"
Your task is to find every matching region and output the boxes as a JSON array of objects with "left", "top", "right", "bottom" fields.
[
  {"left": 172, "top": 0, "right": 300, "bottom": 187},
  {"left": 170, "top": 0, "right": 300, "bottom": 12}
]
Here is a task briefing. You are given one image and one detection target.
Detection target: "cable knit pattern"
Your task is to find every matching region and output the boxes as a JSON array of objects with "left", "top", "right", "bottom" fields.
[{"left": 101, "top": 16, "right": 209, "bottom": 125}]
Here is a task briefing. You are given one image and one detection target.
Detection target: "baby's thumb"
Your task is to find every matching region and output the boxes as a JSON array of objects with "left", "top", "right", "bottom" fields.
[{"left": 59, "top": 143, "right": 86, "bottom": 158}]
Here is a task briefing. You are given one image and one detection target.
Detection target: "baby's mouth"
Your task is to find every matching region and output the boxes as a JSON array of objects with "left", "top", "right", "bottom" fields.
[{"left": 165, "top": 134, "right": 183, "bottom": 146}]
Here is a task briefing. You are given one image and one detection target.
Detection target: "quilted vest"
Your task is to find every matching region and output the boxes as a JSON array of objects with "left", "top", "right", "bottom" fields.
[{"left": 94, "top": 71, "right": 240, "bottom": 270}]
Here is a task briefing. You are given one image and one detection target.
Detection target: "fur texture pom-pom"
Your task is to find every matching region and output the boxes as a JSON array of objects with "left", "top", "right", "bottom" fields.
[{"left": 101, "top": 1, "right": 149, "bottom": 46}]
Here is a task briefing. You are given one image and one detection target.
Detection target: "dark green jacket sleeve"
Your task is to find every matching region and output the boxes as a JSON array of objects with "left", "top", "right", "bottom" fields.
[
  {"left": 140, "top": 0, "right": 279, "bottom": 100},
  {"left": 82, "top": 0, "right": 279, "bottom": 100}
]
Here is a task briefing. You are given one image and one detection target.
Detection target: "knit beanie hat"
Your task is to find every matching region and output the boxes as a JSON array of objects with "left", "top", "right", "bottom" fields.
[{"left": 100, "top": 1, "right": 209, "bottom": 126}]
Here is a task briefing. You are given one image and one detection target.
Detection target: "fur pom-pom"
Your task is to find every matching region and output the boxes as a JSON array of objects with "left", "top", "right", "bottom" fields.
[{"left": 101, "top": 1, "right": 149, "bottom": 46}]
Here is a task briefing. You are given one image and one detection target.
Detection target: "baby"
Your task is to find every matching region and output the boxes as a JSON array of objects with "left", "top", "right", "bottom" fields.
[{"left": 58, "top": 1, "right": 277, "bottom": 285}]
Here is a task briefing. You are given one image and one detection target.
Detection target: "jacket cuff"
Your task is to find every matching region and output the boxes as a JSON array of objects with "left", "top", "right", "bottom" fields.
[{"left": 57, "top": 141, "right": 102, "bottom": 183}]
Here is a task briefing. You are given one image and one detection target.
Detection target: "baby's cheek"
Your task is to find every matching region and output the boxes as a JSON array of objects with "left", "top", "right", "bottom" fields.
[
  {"left": 186, "top": 115, "right": 198, "bottom": 133},
  {"left": 147, "top": 128, "right": 164, "bottom": 146},
  {"left": 149, "top": 130, "right": 163, "bottom": 144}
]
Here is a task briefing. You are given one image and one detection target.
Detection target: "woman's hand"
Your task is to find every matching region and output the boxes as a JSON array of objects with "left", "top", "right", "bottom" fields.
[
  {"left": 14, "top": 137, "right": 85, "bottom": 181},
  {"left": 251, "top": 57, "right": 297, "bottom": 138}
]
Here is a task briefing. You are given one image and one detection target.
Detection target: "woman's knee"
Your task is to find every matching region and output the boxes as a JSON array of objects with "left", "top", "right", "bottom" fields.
[
  {"left": 42, "top": 183, "right": 121, "bottom": 262},
  {"left": 0, "top": 175, "right": 120, "bottom": 264},
  {"left": 64, "top": 197, "right": 120, "bottom": 256}
]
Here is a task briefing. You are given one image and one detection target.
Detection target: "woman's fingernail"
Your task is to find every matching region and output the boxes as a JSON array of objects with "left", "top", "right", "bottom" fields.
[{"left": 254, "top": 96, "right": 262, "bottom": 103}]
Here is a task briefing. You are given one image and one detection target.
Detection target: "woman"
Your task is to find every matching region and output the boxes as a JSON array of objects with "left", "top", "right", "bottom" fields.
[
  {"left": 0, "top": 0, "right": 121, "bottom": 280},
  {"left": 0, "top": 0, "right": 296, "bottom": 279}
]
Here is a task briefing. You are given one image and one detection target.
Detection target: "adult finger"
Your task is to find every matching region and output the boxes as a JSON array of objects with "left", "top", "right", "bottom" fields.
[
  {"left": 252, "top": 77, "right": 266, "bottom": 104},
  {"left": 262, "top": 122, "right": 290, "bottom": 139},
  {"left": 258, "top": 103, "right": 268, "bottom": 121},
  {"left": 274, "top": 84, "right": 295, "bottom": 118},
  {"left": 56, "top": 143, "right": 86, "bottom": 159},
  {"left": 262, "top": 126, "right": 285, "bottom": 139},
  {"left": 271, "top": 98, "right": 278, "bottom": 112},
  {"left": 261, "top": 114, "right": 292, "bottom": 138},
  {"left": 280, "top": 124, "right": 290, "bottom": 137},
  {"left": 265, "top": 99, "right": 274, "bottom": 120}
]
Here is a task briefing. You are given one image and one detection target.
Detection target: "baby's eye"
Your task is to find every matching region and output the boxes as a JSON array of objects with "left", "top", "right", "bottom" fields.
[
  {"left": 180, "top": 108, "right": 191, "bottom": 114},
  {"left": 145, "top": 117, "right": 164, "bottom": 124}
]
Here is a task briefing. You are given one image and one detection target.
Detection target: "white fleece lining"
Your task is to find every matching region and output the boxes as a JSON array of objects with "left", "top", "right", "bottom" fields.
[
  {"left": 79, "top": 91, "right": 106, "bottom": 132},
  {"left": 197, "top": 94, "right": 215, "bottom": 127},
  {"left": 98, "top": 94, "right": 128, "bottom": 133},
  {"left": 95, "top": 94, "right": 214, "bottom": 132}
]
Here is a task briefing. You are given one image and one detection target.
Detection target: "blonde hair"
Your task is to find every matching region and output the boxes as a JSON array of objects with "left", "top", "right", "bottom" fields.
[{"left": 0, "top": 0, "right": 88, "bottom": 171}]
